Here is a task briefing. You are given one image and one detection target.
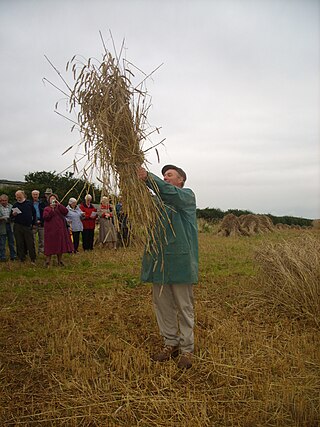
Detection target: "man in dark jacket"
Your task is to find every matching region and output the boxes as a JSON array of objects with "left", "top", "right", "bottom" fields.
[
  {"left": 138, "top": 164, "right": 198, "bottom": 369},
  {"left": 11, "top": 190, "right": 37, "bottom": 263}
]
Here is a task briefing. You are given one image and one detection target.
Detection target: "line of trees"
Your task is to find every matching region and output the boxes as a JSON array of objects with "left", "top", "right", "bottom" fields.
[
  {"left": 1, "top": 171, "right": 101, "bottom": 204},
  {"left": 196, "top": 207, "right": 313, "bottom": 227}
]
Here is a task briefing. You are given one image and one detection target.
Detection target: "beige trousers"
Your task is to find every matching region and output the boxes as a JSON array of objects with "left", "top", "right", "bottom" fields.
[
  {"left": 152, "top": 283, "right": 194, "bottom": 353},
  {"left": 33, "top": 225, "right": 44, "bottom": 254}
]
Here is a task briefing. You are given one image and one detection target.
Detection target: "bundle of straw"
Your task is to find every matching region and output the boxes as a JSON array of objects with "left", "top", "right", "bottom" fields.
[{"left": 46, "top": 36, "right": 165, "bottom": 249}]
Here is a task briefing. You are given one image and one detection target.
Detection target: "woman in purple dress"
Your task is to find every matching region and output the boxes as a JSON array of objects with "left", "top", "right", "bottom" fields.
[{"left": 43, "top": 194, "right": 73, "bottom": 267}]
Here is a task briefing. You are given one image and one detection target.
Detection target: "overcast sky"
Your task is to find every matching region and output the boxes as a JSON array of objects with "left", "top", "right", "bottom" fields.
[{"left": 0, "top": 0, "right": 319, "bottom": 218}]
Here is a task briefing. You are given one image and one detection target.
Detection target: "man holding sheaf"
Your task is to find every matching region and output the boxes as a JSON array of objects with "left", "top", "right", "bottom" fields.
[{"left": 138, "top": 164, "right": 198, "bottom": 369}]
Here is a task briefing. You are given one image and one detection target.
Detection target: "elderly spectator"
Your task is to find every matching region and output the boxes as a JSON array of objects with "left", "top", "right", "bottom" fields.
[
  {"left": 44, "top": 188, "right": 53, "bottom": 206},
  {"left": 31, "top": 190, "right": 45, "bottom": 254},
  {"left": 66, "top": 197, "right": 84, "bottom": 253},
  {"left": 11, "top": 190, "right": 36, "bottom": 264},
  {"left": 97, "top": 196, "right": 117, "bottom": 249},
  {"left": 0, "top": 194, "right": 16, "bottom": 262},
  {"left": 43, "top": 194, "right": 73, "bottom": 267},
  {"left": 80, "top": 194, "right": 97, "bottom": 251}
]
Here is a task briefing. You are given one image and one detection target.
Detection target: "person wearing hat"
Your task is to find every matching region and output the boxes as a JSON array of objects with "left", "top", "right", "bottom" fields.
[
  {"left": 137, "top": 164, "right": 198, "bottom": 369},
  {"left": 66, "top": 197, "right": 84, "bottom": 253},
  {"left": 44, "top": 188, "right": 53, "bottom": 207}
]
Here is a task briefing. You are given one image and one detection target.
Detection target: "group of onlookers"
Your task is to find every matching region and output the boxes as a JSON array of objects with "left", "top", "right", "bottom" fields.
[
  {"left": 0, "top": 188, "right": 129, "bottom": 267},
  {"left": 66, "top": 193, "right": 120, "bottom": 251}
]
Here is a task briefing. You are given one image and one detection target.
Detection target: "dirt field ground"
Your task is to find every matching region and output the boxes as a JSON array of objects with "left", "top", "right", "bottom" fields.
[{"left": 0, "top": 230, "right": 319, "bottom": 426}]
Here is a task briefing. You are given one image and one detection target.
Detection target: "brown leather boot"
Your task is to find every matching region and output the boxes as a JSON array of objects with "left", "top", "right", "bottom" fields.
[
  {"left": 152, "top": 345, "right": 180, "bottom": 362},
  {"left": 177, "top": 352, "right": 193, "bottom": 369}
]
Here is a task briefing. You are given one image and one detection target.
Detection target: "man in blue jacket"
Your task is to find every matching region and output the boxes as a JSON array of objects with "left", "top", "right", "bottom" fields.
[
  {"left": 138, "top": 164, "right": 198, "bottom": 369},
  {"left": 31, "top": 190, "right": 46, "bottom": 254}
]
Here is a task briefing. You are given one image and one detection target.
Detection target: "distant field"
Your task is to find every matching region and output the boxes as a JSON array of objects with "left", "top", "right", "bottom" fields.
[{"left": 0, "top": 230, "right": 319, "bottom": 426}]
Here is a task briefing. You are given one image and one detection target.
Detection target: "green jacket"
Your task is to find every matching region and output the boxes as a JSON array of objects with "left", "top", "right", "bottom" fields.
[{"left": 141, "top": 173, "right": 198, "bottom": 285}]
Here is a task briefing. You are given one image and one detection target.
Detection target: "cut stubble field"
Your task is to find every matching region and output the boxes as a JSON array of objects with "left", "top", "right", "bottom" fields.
[{"left": 0, "top": 230, "right": 319, "bottom": 426}]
